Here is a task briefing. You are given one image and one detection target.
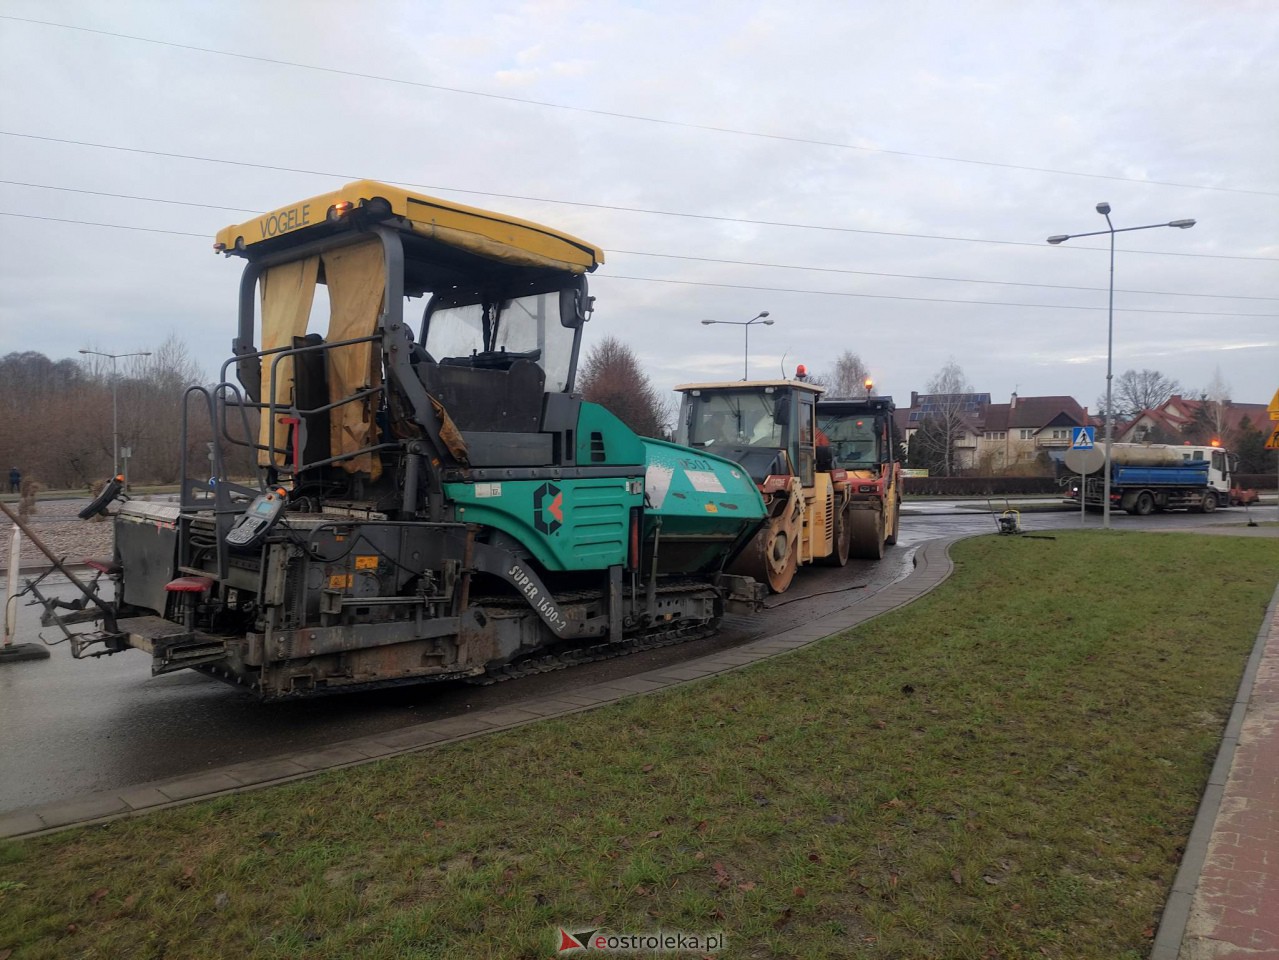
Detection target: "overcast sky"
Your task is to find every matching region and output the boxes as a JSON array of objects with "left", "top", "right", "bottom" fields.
[{"left": 1, "top": 1, "right": 1276, "bottom": 414}]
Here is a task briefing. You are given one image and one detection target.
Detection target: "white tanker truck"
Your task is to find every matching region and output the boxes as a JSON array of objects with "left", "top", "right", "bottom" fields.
[{"left": 1064, "top": 442, "right": 1234, "bottom": 515}]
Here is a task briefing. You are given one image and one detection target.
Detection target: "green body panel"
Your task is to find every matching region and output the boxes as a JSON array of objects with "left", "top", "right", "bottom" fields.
[
  {"left": 641, "top": 438, "right": 767, "bottom": 574},
  {"left": 447, "top": 400, "right": 646, "bottom": 572},
  {"left": 575, "top": 402, "right": 647, "bottom": 468},
  {"left": 449, "top": 477, "right": 639, "bottom": 572},
  {"left": 446, "top": 407, "right": 765, "bottom": 576}
]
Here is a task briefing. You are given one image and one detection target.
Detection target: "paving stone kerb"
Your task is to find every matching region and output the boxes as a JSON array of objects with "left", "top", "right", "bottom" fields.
[
  {"left": 0, "top": 538, "right": 960, "bottom": 841},
  {"left": 1151, "top": 578, "right": 1279, "bottom": 960}
]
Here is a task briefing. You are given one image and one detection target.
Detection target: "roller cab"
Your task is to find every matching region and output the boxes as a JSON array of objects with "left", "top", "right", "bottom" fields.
[
  {"left": 675, "top": 377, "right": 856, "bottom": 593},
  {"left": 817, "top": 395, "right": 903, "bottom": 558}
]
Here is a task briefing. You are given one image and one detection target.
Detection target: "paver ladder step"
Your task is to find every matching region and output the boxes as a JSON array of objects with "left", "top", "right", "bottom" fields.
[{"left": 115, "top": 616, "right": 228, "bottom": 673}]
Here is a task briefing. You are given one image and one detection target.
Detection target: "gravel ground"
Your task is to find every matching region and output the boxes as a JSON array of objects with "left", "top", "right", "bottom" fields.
[{"left": 1, "top": 499, "right": 117, "bottom": 572}]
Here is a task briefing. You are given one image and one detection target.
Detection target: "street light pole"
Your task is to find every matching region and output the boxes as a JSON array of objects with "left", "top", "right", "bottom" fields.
[
  {"left": 1047, "top": 205, "right": 1195, "bottom": 530},
  {"left": 700, "top": 311, "right": 773, "bottom": 379},
  {"left": 78, "top": 348, "right": 152, "bottom": 480}
]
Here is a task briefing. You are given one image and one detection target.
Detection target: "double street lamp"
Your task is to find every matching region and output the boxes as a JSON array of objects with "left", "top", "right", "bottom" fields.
[
  {"left": 78, "top": 348, "right": 152, "bottom": 482},
  {"left": 701, "top": 311, "right": 773, "bottom": 380},
  {"left": 1047, "top": 203, "right": 1195, "bottom": 529}
]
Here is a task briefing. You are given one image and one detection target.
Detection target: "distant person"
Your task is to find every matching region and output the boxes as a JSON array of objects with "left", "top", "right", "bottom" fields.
[{"left": 7, "top": 466, "right": 18, "bottom": 494}]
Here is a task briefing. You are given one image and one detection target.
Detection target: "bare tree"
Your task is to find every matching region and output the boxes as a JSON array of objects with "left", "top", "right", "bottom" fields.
[
  {"left": 909, "top": 359, "right": 976, "bottom": 477},
  {"left": 929, "top": 359, "right": 970, "bottom": 397},
  {"left": 74, "top": 336, "right": 210, "bottom": 484},
  {"left": 1190, "top": 366, "right": 1232, "bottom": 442},
  {"left": 1100, "top": 368, "right": 1181, "bottom": 421},
  {"left": 126, "top": 336, "right": 208, "bottom": 483},
  {"left": 0, "top": 339, "right": 215, "bottom": 491},
  {"left": 577, "top": 336, "right": 668, "bottom": 438},
  {"left": 824, "top": 350, "right": 872, "bottom": 398},
  {"left": 0, "top": 351, "right": 100, "bottom": 488}
]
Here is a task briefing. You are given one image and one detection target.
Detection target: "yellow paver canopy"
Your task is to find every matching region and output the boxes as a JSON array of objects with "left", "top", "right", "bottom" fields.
[{"left": 216, "top": 180, "right": 604, "bottom": 274}]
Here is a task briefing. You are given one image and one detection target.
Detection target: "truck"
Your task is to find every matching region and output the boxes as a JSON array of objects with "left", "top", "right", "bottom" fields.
[
  {"left": 44, "top": 180, "right": 774, "bottom": 698},
  {"left": 1063, "top": 442, "right": 1235, "bottom": 515},
  {"left": 816, "top": 394, "right": 903, "bottom": 558},
  {"left": 674, "top": 376, "right": 858, "bottom": 593}
]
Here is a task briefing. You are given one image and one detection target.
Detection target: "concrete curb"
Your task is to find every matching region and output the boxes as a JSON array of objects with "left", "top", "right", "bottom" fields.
[{"left": 0, "top": 538, "right": 962, "bottom": 841}]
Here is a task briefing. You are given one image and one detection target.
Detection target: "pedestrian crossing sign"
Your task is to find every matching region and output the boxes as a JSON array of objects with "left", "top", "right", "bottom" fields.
[{"left": 1071, "top": 427, "right": 1096, "bottom": 450}]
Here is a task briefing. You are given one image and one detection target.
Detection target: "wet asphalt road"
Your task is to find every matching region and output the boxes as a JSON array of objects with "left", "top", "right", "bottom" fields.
[{"left": 0, "top": 502, "right": 1255, "bottom": 813}]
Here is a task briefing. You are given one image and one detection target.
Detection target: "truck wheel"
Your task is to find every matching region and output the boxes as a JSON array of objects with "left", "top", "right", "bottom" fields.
[
  {"left": 1134, "top": 492, "right": 1155, "bottom": 516},
  {"left": 1201, "top": 491, "right": 1217, "bottom": 513}
]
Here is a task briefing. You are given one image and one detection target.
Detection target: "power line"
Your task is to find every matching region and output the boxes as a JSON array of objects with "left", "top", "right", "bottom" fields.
[
  {"left": 0, "top": 180, "right": 257, "bottom": 215},
  {"left": 612, "top": 248, "right": 1279, "bottom": 302},
  {"left": 10, "top": 211, "right": 1267, "bottom": 317},
  {"left": 4, "top": 13, "right": 1276, "bottom": 199},
  {"left": 0, "top": 211, "right": 205, "bottom": 238},
  {"left": 3, "top": 132, "right": 1275, "bottom": 263},
  {"left": 603, "top": 274, "right": 1278, "bottom": 319},
  {"left": 4, "top": 179, "right": 1271, "bottom": 300}
]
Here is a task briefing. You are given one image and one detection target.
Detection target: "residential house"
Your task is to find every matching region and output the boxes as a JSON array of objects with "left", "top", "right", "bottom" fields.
[
  {"left": 899, "top": 391, "right": 1091, "bottom": 474},
  {"left": 976, "top": 394, "right": 1089, "bottom": 471},
  {"left": 898, "top": 391, "right": 990, "bottom": 472},
  {"left": 1117, "top": 394, "right": 1270, "bottom": 446}
]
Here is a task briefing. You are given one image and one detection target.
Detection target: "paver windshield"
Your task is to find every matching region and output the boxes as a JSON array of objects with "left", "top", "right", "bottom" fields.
[{"left": 425, "top": 291, "right": 572, "bottom": 391}]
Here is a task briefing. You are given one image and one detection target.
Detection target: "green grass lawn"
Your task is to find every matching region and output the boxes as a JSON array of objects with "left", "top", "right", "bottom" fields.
[{"left": 2, "top": 531, "right": 1276, "bottom": 959}]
